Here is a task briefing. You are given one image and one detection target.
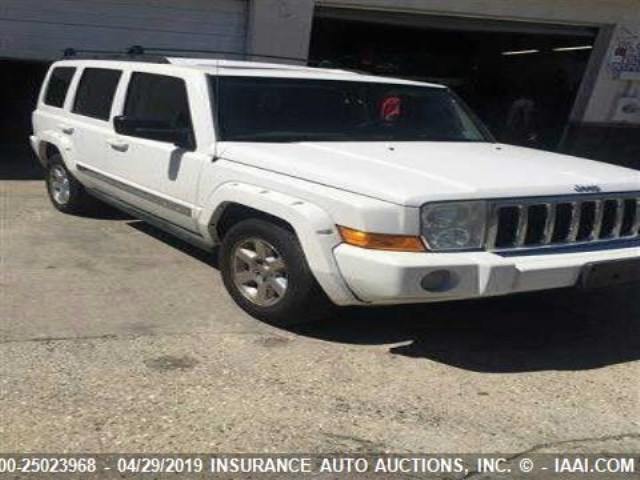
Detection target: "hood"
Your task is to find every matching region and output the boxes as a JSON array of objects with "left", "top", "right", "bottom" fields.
[{"left": 219, "top": 141, "right": 640, "bottom": 206}]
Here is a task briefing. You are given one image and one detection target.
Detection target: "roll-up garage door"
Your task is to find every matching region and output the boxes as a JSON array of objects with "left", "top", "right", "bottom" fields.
[
  {"left": 314, "top": 7, "right": 597, "bottom": 37},
  {"left": 0, "top": 0, "right": 248, "bottom": 61}
]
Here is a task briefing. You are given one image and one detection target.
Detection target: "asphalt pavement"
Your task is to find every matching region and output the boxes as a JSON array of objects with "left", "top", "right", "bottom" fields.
[{"left": 1, "top": 149, "right": 638, "bottom": 454}]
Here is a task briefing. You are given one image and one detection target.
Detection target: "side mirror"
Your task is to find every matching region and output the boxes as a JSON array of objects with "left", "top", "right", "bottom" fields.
[
  {"left": 173, "top": 128, "right": 195, "bottom": 150},
  {"left": 113, "top": 115, "right": 195, "bottom": 150}
]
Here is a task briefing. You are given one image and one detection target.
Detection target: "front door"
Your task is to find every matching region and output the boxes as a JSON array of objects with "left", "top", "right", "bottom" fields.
[{"left": 103, "top": 71, "right": 202, "bottom": 233}]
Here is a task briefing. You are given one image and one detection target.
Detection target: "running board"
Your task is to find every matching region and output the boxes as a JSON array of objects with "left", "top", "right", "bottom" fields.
[{"left": 88, "top": 188, "right": 214, "bottom": 252}]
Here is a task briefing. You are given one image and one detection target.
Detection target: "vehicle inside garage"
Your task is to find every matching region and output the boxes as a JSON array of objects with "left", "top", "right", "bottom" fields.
[{"left": 309, "top": 10, "right": 597, "bottom": 152}]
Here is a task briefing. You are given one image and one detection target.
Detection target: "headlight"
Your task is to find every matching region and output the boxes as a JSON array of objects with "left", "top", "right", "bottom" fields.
[{"left": 421, "top": 201, "right": 487, "bottom": 251}]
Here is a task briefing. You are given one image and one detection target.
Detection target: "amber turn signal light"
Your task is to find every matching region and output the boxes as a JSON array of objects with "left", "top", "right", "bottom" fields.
[{"left": 338, "top": 226, "right": 426, "bottom": 252}]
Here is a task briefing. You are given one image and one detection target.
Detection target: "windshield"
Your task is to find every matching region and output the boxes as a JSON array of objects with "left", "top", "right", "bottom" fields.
[{"left": 212, "top": 76, "right": 492, "bottom": 143}]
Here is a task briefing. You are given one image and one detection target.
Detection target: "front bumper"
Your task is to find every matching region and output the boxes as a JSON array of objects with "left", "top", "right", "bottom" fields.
[{"left": 333, "top": 243, "right": 640, "bottom": 304}]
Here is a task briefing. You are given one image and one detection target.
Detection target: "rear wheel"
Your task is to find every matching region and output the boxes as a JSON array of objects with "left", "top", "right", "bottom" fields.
[
  {"left": 220, "top": 218, "right": 334, "bottom": 326},
  {"left": 45, "top": 154, "right": 100, "bottom": 214}
]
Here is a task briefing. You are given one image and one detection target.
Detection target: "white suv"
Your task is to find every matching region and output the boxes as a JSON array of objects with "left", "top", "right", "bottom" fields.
[{"left": 31, "top": 56, "right": 640, "bottom": 325}]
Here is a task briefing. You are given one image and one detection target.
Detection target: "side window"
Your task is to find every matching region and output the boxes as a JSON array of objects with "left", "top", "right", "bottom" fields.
[
  {"left": 44, "top": 67, "right": 76, "bottom": 108},
  {"left": 123, "top": 72, "right": 194, "bottom": 144},
  {"left": 72, "top": 68, "right": 122, "bottom": 120}
]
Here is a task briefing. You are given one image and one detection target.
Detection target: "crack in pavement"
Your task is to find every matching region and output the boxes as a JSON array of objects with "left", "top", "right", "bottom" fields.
[
  {"left": 323, "top": 432, "right": 390, "bottom": 453},
  {"left": 0, "top": 330, "right": 272, "bottom": 346},
  {"left": 0, "top": 333, "right": 120, "bottom": 345}
]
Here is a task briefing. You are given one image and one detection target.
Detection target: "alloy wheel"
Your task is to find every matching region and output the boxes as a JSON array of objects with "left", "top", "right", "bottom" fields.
[
  {"left": 49, "top": 165, "right": 71, "bottom": 205},
  {"left": 231, "top": 238, "right": 288, "bottom": 307}
]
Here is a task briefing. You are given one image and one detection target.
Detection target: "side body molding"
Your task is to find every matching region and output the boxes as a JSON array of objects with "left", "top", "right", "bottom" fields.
[{"left": 199, "top": 182, "right": 360, "bottom": 306}]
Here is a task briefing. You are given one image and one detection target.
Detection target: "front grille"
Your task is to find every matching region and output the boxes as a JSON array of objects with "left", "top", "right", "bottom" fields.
[{"left": 486, "top": 194, "right": 640, "bottom": 251}]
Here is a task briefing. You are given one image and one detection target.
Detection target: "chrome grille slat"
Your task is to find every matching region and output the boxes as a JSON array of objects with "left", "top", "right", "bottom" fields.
[
  {"left": 487, "top": 193, "right": 640, "bottom": 252},
  {"left": 632, "top": 199, "right": 640, "bottom": 237},
  {"left": 542, "top": 203, "right": 555, "bottom": 245},
  {"left": 485, "top": 204, "right": 499, "bottom": 250},
  {"left": 515, "top": 205, "right": 528, "bottom": 247},
  {"left": 590, "top": 199, "right": 604, "bottom": 241},
  {"left": 567, "top": 202, "right": 581, "bottom": 243},
  {"left": 611, "top": 199, "right": 625, "bottom": 238}
]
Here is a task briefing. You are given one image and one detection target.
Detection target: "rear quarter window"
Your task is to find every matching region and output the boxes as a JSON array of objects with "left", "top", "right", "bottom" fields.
[
  {"left": 44, "top": 67, "right": 76, "bottom": 108},
  {"left": 72, "top": 68, "right": 122, "bottom": 120}
]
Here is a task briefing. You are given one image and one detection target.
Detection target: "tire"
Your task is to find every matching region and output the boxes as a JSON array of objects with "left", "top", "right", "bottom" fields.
[
  {"left": 45, "top": 154, "right": 101, "bottom": 215},
  {"left": 219, "top": 218, "right": 334, "bottom": 326}
]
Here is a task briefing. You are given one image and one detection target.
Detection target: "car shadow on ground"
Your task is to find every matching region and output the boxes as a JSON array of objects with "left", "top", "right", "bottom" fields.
[
  {"left": 128, "top": 220, "right": 220, "bottom": 267},
  {"left": 294, "top": 288, "right": 640, "bottom": 373},
  {"left": 128, "top": 219, "right": 640, "bottom": 374}
]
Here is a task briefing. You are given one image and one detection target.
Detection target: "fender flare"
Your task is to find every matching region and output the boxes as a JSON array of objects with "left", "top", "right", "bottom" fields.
[
  {"left": 198, "top": 182, "right": 360, "bottom": 306},
  {"left": 32, "top": 130, "right": 76, "bottom": 169}
]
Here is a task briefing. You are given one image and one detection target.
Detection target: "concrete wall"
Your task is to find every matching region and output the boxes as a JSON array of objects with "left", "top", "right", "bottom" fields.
[
  {"left": 583, "top": 23, "right": 640, "bottom": 124},
  {"left": 248, "top": 0, "right": 640, "bottom": 125}
]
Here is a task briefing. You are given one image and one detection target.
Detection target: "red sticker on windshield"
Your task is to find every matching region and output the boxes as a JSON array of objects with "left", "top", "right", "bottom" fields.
[{"left": 380, "top": 96, "right": 402, "bottom": 121}]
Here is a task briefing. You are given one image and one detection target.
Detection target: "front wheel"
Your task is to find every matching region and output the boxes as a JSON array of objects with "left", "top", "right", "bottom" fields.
[{"left": 219, "top": 219, "right": 334, "bottom": 326}]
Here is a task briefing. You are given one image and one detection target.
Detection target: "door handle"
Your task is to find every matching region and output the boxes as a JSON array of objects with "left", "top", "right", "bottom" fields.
[
  {"left": 106, "top": 138, "right": 129, "bottom": 152},
  {"left": 58, "top": 124, "right": 74, "bottom": 135}
]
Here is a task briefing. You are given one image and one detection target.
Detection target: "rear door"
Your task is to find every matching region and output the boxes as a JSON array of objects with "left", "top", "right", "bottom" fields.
[
  {"left": 66, "top": 66, "right": 122, "bottom": 184},
  {"left": 102, "top": 71, "right": 204, "bottom": 233}
]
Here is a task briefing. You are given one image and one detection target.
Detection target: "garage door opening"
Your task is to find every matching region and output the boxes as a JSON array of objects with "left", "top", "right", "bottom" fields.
[
  {"left": 0, "top": 59, "right": 48, "bottom": 179},
  {"left": 309, "top": 11, "right": 597, "bottom": 152}
]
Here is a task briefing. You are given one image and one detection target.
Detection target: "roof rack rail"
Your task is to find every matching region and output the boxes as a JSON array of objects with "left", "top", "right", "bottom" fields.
[
  {"left": 62, "top": 45, "right": 308, "bottom": 64},
  {"left": 140, "top": 46, "right": 308, "bottom": 63},
  {"left": 62, "top": 47, "right": 169, "bottom": 63}
]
